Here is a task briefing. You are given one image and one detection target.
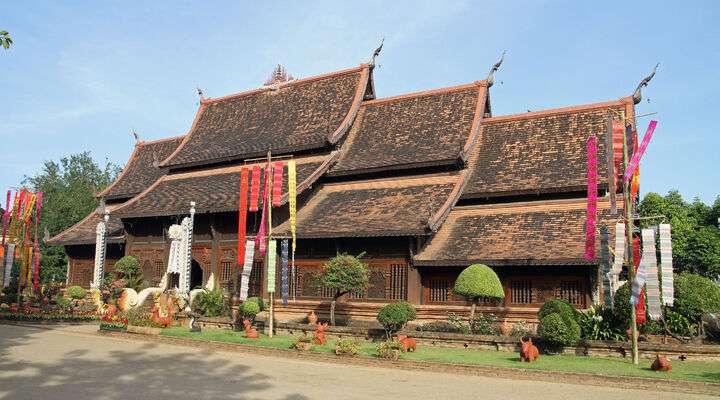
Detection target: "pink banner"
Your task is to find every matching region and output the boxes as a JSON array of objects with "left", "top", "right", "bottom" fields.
[
  {"left": 623, "top": 120, "right": 657, "bottom": 183},
  {"left": 584, "top": 135, "right": 598, "bottom": 260}
]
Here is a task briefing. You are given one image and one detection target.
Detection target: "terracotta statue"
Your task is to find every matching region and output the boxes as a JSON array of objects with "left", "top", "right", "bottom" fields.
[
  {"left": 307, "top": 310, "right": 318, "bottom": 325},
  {"left": 396, "top": 334, "right": 417, "bottom": 352},
  {"left": 519, "top": 337, "right": 539, "bottom": 362},
  {"left": 313, "top": 322, "right": 328, "bottom": 345},
  {"left": 651, "top": 355, "right": 672, "bottom": 372},
  {"left": 243, "top": 319, "right": 259, "bottom": 339}
]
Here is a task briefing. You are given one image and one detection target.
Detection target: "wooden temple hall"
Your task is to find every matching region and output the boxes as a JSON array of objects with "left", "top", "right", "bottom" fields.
[{"left": 48, "top": 53, "right": 640, "bottom": 323}]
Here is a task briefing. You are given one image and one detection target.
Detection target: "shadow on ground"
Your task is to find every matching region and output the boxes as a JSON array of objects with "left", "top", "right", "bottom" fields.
[{"left": 0, "top": 324, "right": 308, "bottom": 399}]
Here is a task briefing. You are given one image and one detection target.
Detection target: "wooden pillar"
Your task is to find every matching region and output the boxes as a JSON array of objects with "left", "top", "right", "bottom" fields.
[{"left": 210, "top": 217, "right": 219, "bottom": 288}]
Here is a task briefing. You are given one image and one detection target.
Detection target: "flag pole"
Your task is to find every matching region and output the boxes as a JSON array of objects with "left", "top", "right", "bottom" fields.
[{"left": 623, "top": 123, "right": 639, "bottom": 365}]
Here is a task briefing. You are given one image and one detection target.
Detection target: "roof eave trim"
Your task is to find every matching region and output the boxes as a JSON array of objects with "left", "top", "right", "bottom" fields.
[
  {"left": 327, "top": 64, "right": 372, "bottom": 144},
  {"left": 279, "top": 151, "right": 341, "bottom": 205},
  {"left": 159, "top": 103, "right": 208, "bottom": 168},
  {"left": 327, "top": 157, "right": 460, "bottom": 178},
  {"left": 427, "top": 169, "right": 469, "bottom": 233},
  {"left": 458, "top": 81, "right": 489, "bottom": 163},
  {"left": 484, "top": 99, "right": 626, "bottom": 124}
]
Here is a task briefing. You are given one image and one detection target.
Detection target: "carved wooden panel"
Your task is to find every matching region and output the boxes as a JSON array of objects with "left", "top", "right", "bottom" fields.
[{"left": 128, "top": 246, "right": 165, "bottom": 285}]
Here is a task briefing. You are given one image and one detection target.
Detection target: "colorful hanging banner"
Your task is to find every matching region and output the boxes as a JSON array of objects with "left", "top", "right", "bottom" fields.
[
  {"left": 605, "top": 116, "right": 617, "bottom": 214},
  {"left": 272, "top": 161, "right": 283, "bottom": 207},
  {"left": 281, "top": 239, "right": 289, "bottom": 306},
  {"left": 255, "top": 163, "right": 272, "bottom": 256},
  {"left": 237, "top": 168, "right": 249, "bottom": 271},
  {"left": 623, "top": 120, "right": 657, "bottom": 183},
  {"left": 249, "top": 165, "right": 261, "bottom": 212},
  {"left": 633, "top": 237, "right": 647, "bottom": 324},
  {"left": 659, "top": 224, "right": 674, "bottom": 306},
  {"left": 288, "top": 160, "right": 297, "bottom": 253},
  {"left": 584, "top": 135, "right": 598, "bottom": 260},
  {"left": 267, "top": 239, "right": 277, "bottom": 293},
  {"left": 1, "top": 190, "right": 10, "bottom": 245},
  {"left": 612, "top": 120, "right": 625, "bottom": 182},
  {"left": 32, "top": 192, "right": 43, "bottom": 293},
  {"left": 643, "top": 228, "right": 661, "bottom": 320},
  {"left": 3, "top": 243, "right": 14, "bottom": 288},
  {"left": 239, "top": 240, "right": 255, "bottom": 301}
]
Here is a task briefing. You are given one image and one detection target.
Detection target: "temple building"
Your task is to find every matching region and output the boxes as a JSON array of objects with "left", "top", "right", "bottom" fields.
[{"left": 48, "top": 53, "right": 640, "bottom": 323}]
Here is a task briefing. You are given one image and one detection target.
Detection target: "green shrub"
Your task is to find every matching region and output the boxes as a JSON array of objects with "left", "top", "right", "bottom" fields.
[
  {"left": 538, "top": 299, "right": 576, "bottom": 322},
  {"left": 454, "top": 264, "right": 504, "bottom": 321},
  {"left": 245, "top": 296, "right": 265, "bottom": 311},
  {"left": 54, "top": 294, "right": 73, "bottom": 311},
  {"left": 194, "top": 288, "right": 228, "bottom": 317},
  {"left": 665, "top": 308, "right": 695, "bottom": 336},
  {"left": 334, "top": 337, "right": 359, "bottom": 356},
  {"left": 66, "top": 286, "right": 87, "bottom": 300},
  {"left": 377, "top": 301, "right": 416, "bottom": 339},
  {"left": 376, "top": 340, "right": 404, "bottom": 360},
  {"left": 112, "top": 256, "right": 144, "bottom": 291},
  {"left": 124, "top": 309, "right": 164, "bottom": 328},
  {"left": 241, "top": 300, "right": 261, "bottom": 321},
  {"left": 673, "top": 272, "right": 720, "bottom": 323},
  {"left": 577, "top": 306, "right": 625, "bottom": 341},
  {"left": 612, "top": 282, "right": 633, "bottom": 328},
  {"left": 538, "top": 313, "right": 581, "bottom": 346}
]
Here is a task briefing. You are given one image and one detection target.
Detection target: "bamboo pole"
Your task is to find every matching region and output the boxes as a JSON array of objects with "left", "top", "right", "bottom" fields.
[
  {"left": 622, "top": 123, "right": 639, "bottom": 365},
  {"left": 266, "top": 150, "right": 274, "bottom": 338}
]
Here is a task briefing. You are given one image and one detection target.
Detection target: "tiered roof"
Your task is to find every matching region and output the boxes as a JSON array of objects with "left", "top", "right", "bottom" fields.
[
  {"left": 97, "top": 136, "right": 183, "bottom": 201},
  {"left": 274, "top": 173, "right": 460, "bottom": 238},
  {"left": 161, "top": 65, "right": 373, "bottom": 168},
  {"left": 329, "top": 81, "right": 488, "bottom": 175},
  {"left": 113, "top": 154, "right": 336, "bottom": 218},
  {"left": 414, "top": 198, "right": 616, "bottom": 266},
  {"left": 463, "top": 101, "right": 626, "bottom": 198}
]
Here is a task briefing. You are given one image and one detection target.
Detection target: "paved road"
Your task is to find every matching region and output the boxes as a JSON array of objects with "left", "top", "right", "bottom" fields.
[{"left": 0, "top": 324, "right": 712, "bottom": 400}]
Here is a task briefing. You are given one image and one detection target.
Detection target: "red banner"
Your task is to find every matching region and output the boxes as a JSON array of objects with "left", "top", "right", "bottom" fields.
[
  {"left": 272, "top": 161, "right": 283, "bottom": 207},
  {"left": 249, "top": 166, "right": 261, "bottom": 212},
  {"left": 237, "top": 168, "right": 249, "bottom": 269}
]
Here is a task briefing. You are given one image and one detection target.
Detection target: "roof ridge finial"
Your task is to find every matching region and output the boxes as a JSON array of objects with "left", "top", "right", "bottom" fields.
[
  {"left": 264, "top": 64, "right": 294, "bottom": 86},
  {"left": 369, "top": 37, "right": 384, "bottom": 67},
  {"left": 632, "top": 63, "right": 659, "bottom": 104},
  {"left": 486, "top": 50, "right": 506, "bottom": 87},
  {"left": 197, "top": 86, "right": 205, "bottom": 100},
  {"left": 132, "top": 130, "right": 140, "bottom": 144}
]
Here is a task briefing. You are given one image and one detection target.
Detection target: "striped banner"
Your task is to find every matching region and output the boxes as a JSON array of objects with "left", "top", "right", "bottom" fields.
[
  {"left": 288, "top": 160, "right": 297, "bottom": 253},
  {"left": 239, "top": 240, "right": 255, "bottom": 301},
  {"left": 267, "top": 240, "right": 277, "bottom": 293},
  {"left": 281, "top": 239, "right": 289, "bottom": 306},
  {"left": 249, "top": 166, "right": 261, "bottom": 212},
  {"left": 237, "top": 168, "right": 249, "bottom": 272},
  {"left": 600, "top": 227, "right": 613, "bottom": 307},
  {"left": 272, "top": 161, "right": 283, "bottom": 207},
  {"left": 255, "top": 164, "right": 271, "bottom": 256},
  {"left": 584, "top": 135, "right": 598, "bottom": 260},
  {"left": 631, "top": 232, "right": 651, "bottom": 306},
  {"left": 659, "top": 224, "right": 674, "bottom": 306},
  {"left": 643, "top": 228, "right": 661, "bottom": 320},
  {"left": 3, "top": 243, "right": 14, "bottom": 288},
  {"left": 623, "top": 120, "right": 657, "bottom": 183}
]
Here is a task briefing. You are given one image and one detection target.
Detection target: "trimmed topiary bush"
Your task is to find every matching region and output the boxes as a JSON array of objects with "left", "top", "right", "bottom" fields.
[
  {"left": 673, "top": 272, "right": 720, "bottom": 325},
  {"left": 538, "top": 312, "right": 581, "bottom": 346},
  {"left": 321, "top": 253, "right": 369, "bottom": 326},
  {"left": 112, "top": 255, "right": 144, "bottom": 291},
  {"left": 538, "top": 299, "right": 576, "bottom": 322},
  {"left": 66, "top": 286, "right": 87, "bottom": 300},
  {"left": 241, "top": 300, "right": 261, "bottom": 322},
  {"left": 245, "top": 296, "right": 265, "bottom": 311},
  {"left": 377, "top": 301, "right": 416, "bottom": 339},
  {"left": 454, "top": 264, "right": 504, "bottom": 321}
]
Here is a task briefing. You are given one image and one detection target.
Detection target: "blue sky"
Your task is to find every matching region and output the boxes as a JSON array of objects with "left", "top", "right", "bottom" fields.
[{"left": 2, "top": 1, "right": 719, "bottom": 203}]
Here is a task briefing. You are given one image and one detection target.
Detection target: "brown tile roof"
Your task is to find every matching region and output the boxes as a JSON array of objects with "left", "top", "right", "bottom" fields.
[
  {"left": 414, "top": 198, "right": 617, "bottom": 266},
  {"left": 46, "top": 205, "right": 125, "bottom": 246},
  {"left": 114, "top": 154, "right": 336, "bottom": 218},
  {"left": 329, "top": 82, "right": 487, "bottom": 176},
  {"left": 274, "top": 173, "right": 460, "bottom": 238},
  {"left": 161, "top": 65, "right": 372, "bottom": 168},
  {"left": 97, "top": 136, "right": 184, "bottom": 200},
  {"left": 464, "top": 101, "right": 627, "bottom": 198}
]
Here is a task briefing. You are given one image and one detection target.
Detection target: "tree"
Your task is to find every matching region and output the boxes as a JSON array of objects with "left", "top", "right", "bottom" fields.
[
  {"left": 320, "top": 253, "right": 369, "bottom": 326},
  {"left": 0, "top": 31, "right": 11, "bottom": 50},
  {"left": 638, "top": 190, "right": 720, "bottom": 279},
  {"left": 453, "top": 264, "right": 504, "bottom": 321},
  {"left": 377, "top": 301, "right": 416, "bottom": 339},
  {"left": 22, "top": 152, "right": 119, "bottom": 283},
  {"left": 112, "top": 256, "right": 144, "bottom": 291}
]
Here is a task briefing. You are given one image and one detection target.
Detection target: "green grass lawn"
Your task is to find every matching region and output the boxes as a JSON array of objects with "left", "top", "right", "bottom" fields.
[{"left": 161, "top": 327, "right": 720, "bottom": 384}]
